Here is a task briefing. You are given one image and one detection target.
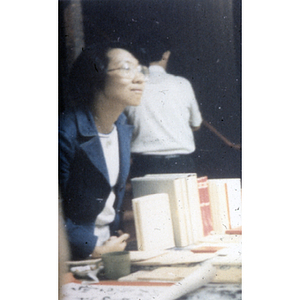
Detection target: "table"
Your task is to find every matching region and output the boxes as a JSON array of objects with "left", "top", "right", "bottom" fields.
[
  {"left": 61, "top": 279, "right": 241, "bottom": 300},
  {"left": 61, "top": 234, "right": 242, "bottom": 300}
]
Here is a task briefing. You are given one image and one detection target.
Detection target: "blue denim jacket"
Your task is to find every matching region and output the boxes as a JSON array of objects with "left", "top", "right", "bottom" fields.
[{"left": 59, "top": 106, "right": 133, "bottom": 260}]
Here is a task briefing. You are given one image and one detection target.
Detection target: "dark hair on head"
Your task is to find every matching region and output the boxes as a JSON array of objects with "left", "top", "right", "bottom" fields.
[
  {"left": 132, "top": 34, "right": 170, "bottom": 65},
  {"left": 148, "top": 39, "right": 170, "bottom": 62},
  {"left": 67, "top": 40, "right": 134, "bottom": 108}
]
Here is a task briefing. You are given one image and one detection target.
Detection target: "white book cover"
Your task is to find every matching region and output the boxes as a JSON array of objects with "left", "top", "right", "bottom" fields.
[
  {"left": 144, "top": 174, "right": 204, "bottom": 243},
  {"left": 144, "top": 174, "right": 197, "bottom": 244},
  {"left": 145, "top": 173, "right": 204, "bottom": 242},
  {"left": 131, "top": 176, "right": 189, "bottom": 247},
  {"left": 132, "top": 193, "right": 175, "bottom": 251}
]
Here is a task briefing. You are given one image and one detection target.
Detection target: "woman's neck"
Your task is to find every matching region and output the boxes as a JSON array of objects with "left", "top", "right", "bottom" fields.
[{"left": 92, "top": 93, "right": 123, "bottom": 134}]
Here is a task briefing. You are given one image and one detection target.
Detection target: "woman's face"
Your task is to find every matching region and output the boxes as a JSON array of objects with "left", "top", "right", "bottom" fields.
[{"left": 102, "top": 48, "right": 146, "bottom": 107}]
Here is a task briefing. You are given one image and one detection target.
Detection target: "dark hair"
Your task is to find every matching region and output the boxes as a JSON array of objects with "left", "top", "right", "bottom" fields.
[
  {"left": 67, "top": 40, "right": 135, "bottom": 107},
  {"left": 132, "top": 34, "right": 170, "bottom": 65}
]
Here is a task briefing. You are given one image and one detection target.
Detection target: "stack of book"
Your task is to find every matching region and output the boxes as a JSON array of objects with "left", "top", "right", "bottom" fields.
[
  {"left": 207, "top": 178, "right": 242, "bottom": 234},
  {"left": 131, "top": 174, "right": 242, "bottom": 251}
]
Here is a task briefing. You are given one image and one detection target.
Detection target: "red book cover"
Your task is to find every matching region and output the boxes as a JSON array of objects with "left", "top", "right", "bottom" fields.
[{"left": 197, "top": 176, "right": 214, "bottom": 236}]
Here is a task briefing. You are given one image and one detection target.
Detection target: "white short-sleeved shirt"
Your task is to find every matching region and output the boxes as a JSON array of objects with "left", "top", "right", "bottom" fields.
[{"left": 124, "top": 65, "right": 202, "bottom": 155}]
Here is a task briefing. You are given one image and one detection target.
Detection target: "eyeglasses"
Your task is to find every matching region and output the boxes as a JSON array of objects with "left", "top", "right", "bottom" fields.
[{"left": 107, "top": 63, "right": 149, "bottom": 79}]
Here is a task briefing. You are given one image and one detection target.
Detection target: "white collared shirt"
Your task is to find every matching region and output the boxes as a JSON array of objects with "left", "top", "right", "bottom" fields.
[{"left": 125, "top": 65, "right": 202, "bottom": 155}]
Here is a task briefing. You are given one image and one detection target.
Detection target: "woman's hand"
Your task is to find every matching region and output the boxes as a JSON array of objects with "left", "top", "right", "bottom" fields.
[{"left": 91, "top": 233, "right": 130, "bottom": 258}]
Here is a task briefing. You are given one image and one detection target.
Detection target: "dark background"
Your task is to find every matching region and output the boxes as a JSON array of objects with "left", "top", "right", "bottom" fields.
[{"left": 59, "top": 0, "right": 241, "bottom": 179}]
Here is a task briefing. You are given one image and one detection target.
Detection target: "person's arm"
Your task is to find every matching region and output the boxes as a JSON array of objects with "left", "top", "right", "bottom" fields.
[
  {"left": 59, "top": 112, "right": 77, "bottom": 198},
  {"left": 183, "top": 79, "right": 202, "bottom": 131},
  {"left": 191, "top": 124, "right": 201, "bottom": 131},
  {"left": 91, "top": 233, "right": 130, "bottom": 258}
]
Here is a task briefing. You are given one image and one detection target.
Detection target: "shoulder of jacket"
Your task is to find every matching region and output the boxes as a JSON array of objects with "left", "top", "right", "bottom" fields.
[
  {"left": 59, "top": 107, "right": 90, "bottom": 139},
  {"left": 59, "top": 108, "right": 77, "bottom": 131}
]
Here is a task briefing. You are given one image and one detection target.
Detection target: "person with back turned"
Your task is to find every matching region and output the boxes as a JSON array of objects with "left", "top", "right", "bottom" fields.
[{"left": 124, "top": 42, "right": 202, "bottom": 178}]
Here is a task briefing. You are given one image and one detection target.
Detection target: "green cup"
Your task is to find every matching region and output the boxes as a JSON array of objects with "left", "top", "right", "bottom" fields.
[{"left": 101, "top": 251, "right": 131, "bottom": 280}]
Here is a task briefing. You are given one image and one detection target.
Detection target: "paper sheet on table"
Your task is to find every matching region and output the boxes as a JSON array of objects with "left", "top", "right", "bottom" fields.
[
  {"left": 129, "top": 250, "right": 168, "bottom": 262},
  {"left": 138, "top": 265, "right": 201, "bottom": 281},
  {"left": 119, "top": 266, "right": 200, "bottom": 282},
  {"left": 132, "top": 250, "right": 215, "bottom": 266}
]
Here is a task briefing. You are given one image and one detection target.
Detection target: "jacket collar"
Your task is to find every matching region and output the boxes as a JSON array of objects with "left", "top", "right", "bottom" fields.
[
  {"left": 76, "top": 107, "right": 131, "bottom": 137},
  {"left": 75, "top": 107, "right": 133, "bottom": 187}
]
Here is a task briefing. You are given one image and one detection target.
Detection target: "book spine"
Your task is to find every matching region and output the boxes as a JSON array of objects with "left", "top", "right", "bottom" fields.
[
  {"left": 225, "top": 183, "right": 232, "bottom": 229},
  {"left": 207, "top": 180, "right": 230, "bottom": 234},
  {"left": 179, "top": 178, "right": 194, "bottom": 245},
  {"left": 171, "top": 179, "right": 189, "bottom": 247},
  {"left": 186, "top": 175, "right": 204, "bottom": 243},
  {"left": 197, "top": 177, "right": 214, "bottom": 236},
  {"left": 132, "top": 199, "right": 144, "bottom": 251}
]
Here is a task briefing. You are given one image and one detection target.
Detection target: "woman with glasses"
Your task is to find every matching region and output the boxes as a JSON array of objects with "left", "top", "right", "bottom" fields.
[{"left": 59, "top": 41, "right": 148, "bottom": 260}]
